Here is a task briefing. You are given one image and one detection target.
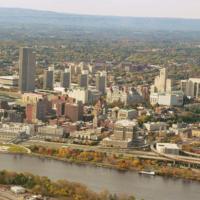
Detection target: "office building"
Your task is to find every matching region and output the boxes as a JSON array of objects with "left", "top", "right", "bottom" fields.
[
  {"left": 37, "top": 125, "right": 64, "bottom": 139},
  {"left": 150, "top": 68, "right": 183, "bottom": 106},
  {"left": 102, "top": 120, "right": 138, "bottom": 148},
  {"left": 51, "top": 95, "right": 83, "bottom": 122},
  {"left": 181, "top": 78, "right": 200, "bottom": 98},
  {"left": 19, "top": 47, "right": 36, "bottom": 92},
  {"left": 7, "top": 110, "right": 24, "bottom": 123},
  {"left": 88, "top": 88, "right": 101, "bottom": 104},
  {"left": 156, "top": 143, "right": 180, "bottom": 155},
  {"left": 117, "top": 109, "right": 138, "bottom": 120},
  {"left": 106, "top": 86, "right": 143, "bottom": 106},
  {"left": 78, "top": 70, "right": 88, "bottom": 89},
  {"left": 151, "top": 68, "right": 173, "bottom": 93},
  {"left": 65, "top": 102, "right": 83, "bottom": 122},
  {"left": 144, "top": 122, "right": 167, "bottom": 132},
  {"left": 60, "top": 68, "right": 71, "bottom": 89},
  {"left": 96, "top": 71, "right": 107, "bottom": 95},
  {"left": 22, "top": 93, "right": 45, "bottom": 105},
  {"left": 67, "top": 87, "right": 88, "bottom": 104},
  {"left": 52, "top": 95, "right": 74, "bottom": 116},
  {"left": 25, "top": 94, "right": 51, "bottom": 123},
  {"left": 43, "top": 67, "right": 54, "bottom": 90},
  {"left": 150, "top": 91, "right": 183, "bottom": 106}
]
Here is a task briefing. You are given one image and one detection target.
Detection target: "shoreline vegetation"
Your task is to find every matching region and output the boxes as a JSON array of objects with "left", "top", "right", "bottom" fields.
[
  {"left": 1, "top": 144, "right": 200, "bottom": 195},
  {"left": 27, "top": 145, "right": 200, "bottom": 183},
  {"left": 0, "top": 170, "right": 136, "bottom": 200}
]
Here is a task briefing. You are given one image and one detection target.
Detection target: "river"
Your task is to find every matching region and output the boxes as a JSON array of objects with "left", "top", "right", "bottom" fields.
[{"left": 0, "top": 153, "right": 200, "bottom": 200}]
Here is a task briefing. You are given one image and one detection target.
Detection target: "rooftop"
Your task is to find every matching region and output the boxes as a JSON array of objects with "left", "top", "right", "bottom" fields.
[
  {"left": 157, "top": 143, "right": 180, "bottom": 149},
  {"left": 0, "top": 76, "right": 19, "bottom": 80},
  {"left": 115, "top": 120, "right": 137, "bottom": 127}
]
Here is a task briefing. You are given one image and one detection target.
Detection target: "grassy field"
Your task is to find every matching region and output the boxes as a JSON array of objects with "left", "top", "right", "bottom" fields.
[{"left": 0, "top": 143, "right": 29, "bottom": 153}]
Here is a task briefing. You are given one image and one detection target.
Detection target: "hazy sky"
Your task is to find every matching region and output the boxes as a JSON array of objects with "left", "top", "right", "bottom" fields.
[{"left": 1, "top": 0, "right": 200, "bottom": 19}]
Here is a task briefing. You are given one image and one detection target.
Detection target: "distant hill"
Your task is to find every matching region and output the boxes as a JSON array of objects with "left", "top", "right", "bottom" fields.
[
  {"left": 1, "top": 7, "right": 200, "bottom": 32},
  {"left": 1, "top": 8, "right": 200, "bottom": 42}
]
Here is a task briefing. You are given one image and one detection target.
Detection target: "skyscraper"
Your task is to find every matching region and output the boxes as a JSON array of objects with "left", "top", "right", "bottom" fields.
[
  {"left": 60, "top": 68, "right": 71, "bottom": 89},
  {"left": 19, "top": 47, "right": 36, "bottom": 92},
  {"left": 151, "top": 68, "right": 172, "bottom": 93},
  {"left": 43, "top": 67, "right": 54, "bottom": 90},
  {"left": 96, "top": 71, "right": 107, "bottom": 95},
  {"left": 78, "top": 70, "right": 88, "bottom": 89}
]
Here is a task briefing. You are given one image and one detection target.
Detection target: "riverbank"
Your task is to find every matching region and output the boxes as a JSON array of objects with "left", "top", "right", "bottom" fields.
[
  {"left": 0, "top": 185, "right": 49, "bottom": 200},
  {"left": 0, "top": 152, "right": 200, "bottom": 200},
  {"left": 27, "top": 145, "right": 200, "bottom": 183},
  {"left": 0, "top": 170, "right": 136, "bottom": 200},
  {"left": 2, "top": 144, "right": 200, "bottom": 183},
  {"left": 0, "top": 143, "right": 29, "bottom": 154}
]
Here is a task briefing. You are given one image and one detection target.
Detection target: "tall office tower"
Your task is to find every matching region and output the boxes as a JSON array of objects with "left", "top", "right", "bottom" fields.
[
  {"left": 19, "top": 47, "right": 36, "bottom": 92},
  {"left": 96, "top": 71, "right": 107, "bottom": 95},
  {"left": 43, "top": 67, "right": 54, "bottom": 90},
  {"left": 181, "top": 78, "right": 200, "bottom": 98},
  {"left": 153, "top": 68, "right": 171, "bottom": 93},
  {"left": 159, "top": 68, "right": 167, "bottom": 92},
  {"left": 60, "top": 68, "right": 71, "bottom": 89},
  {"left": 78, "top": 70, "right": 88, "bottom": 89}
]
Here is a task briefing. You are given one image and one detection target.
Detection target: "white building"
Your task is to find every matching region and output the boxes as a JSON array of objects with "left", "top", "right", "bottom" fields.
[
  {"left": 150, "top": 91, "right": 184, "bottom": 106},
  {"left": 0, "top": 123, "right": 34, "bottom": 135},
  {"left": 156, "top": 143, "right": 180, "bottom": 155},
  {"left": 67, "top": 87, "right": 88, "bottom": 104},
  {"left": 107, "top": 86, "right": 143, "bottom": 105},
  {"left": 0, "top": 75, "right": 19, "bottom": 89},
  {"left": 150, "top": 68, "right": 183, "bottom": 106},
  {"left": 151, "top": 68, "right": 173, "bottom": 93},
  {"left": 54, "top": 86, "right": 66, "bottom": 94},
  {"left": 181, "top": 78, "right": 200, "bottom": 98},
  {"left": 37, "top": 125, "right": 64, "bottom": 139},
  {"left": 144, "top": 122, "right": 167, "bottom": 132},
  {"left": 70, "top": 129, "right": 101, "bottom": 141}
]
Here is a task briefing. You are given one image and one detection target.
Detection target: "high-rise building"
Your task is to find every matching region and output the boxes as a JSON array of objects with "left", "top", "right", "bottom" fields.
[
  {"left": 43, "top": 67, "right": 54, "bottom": 90},
  {"left": 96, "top": 71, "right": 107, "bottom": 95},
  {"left": 78, "top": 70, "right": 88, "bottom": 89},
  {"left": 181, "top": 78, "right": 200, "bottom": 98},
  {"left": 151, "top": 68, "right": 173, "bottom": 93},
  {"left": 26, "top": 98, "right": 50, "bottom": 123},
  {"left": 65, "top": 102, "right": 83, "bottom": 122},
  {"left": 19, "top": 47, "right": 36, "bottom": 92},
  {"left": 60, "top": 69, "right": 71, "bottom": 89},
  {"left": 51, "top": 95, "right": 83, "bottom": 122},
  {"left": 150, "top": 68, "right": 183, "bottom": 106}
]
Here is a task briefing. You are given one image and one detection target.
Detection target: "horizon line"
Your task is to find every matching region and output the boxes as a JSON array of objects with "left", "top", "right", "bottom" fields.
[{"left": 1, "top": 6, "right": 200, "bottom": 21}]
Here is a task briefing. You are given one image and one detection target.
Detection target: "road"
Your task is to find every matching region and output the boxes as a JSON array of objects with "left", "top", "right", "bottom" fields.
[
  {"left": 151, "top": 143, "right": 200, "bottom": 166},
  {"left": 22, "top": 139, "right": 200, "bottom": 166},
  {"left": 22, "top": 140, "right": 170, "bottom": 161}
]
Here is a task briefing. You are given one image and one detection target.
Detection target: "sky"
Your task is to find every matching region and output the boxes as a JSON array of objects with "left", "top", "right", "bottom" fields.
[{"left": 0, "top": 0, "right": 200, "bottom": 19}]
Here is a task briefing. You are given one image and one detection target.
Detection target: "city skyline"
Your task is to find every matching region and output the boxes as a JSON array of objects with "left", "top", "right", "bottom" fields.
[{"left": 0, "top": 0, "right": 200, "bottom": 19}]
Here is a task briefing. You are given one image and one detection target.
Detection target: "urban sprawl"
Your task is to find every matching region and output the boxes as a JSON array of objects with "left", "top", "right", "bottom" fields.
[{"left": 1, "top": 47, "right": 200, "bottom": 184}]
